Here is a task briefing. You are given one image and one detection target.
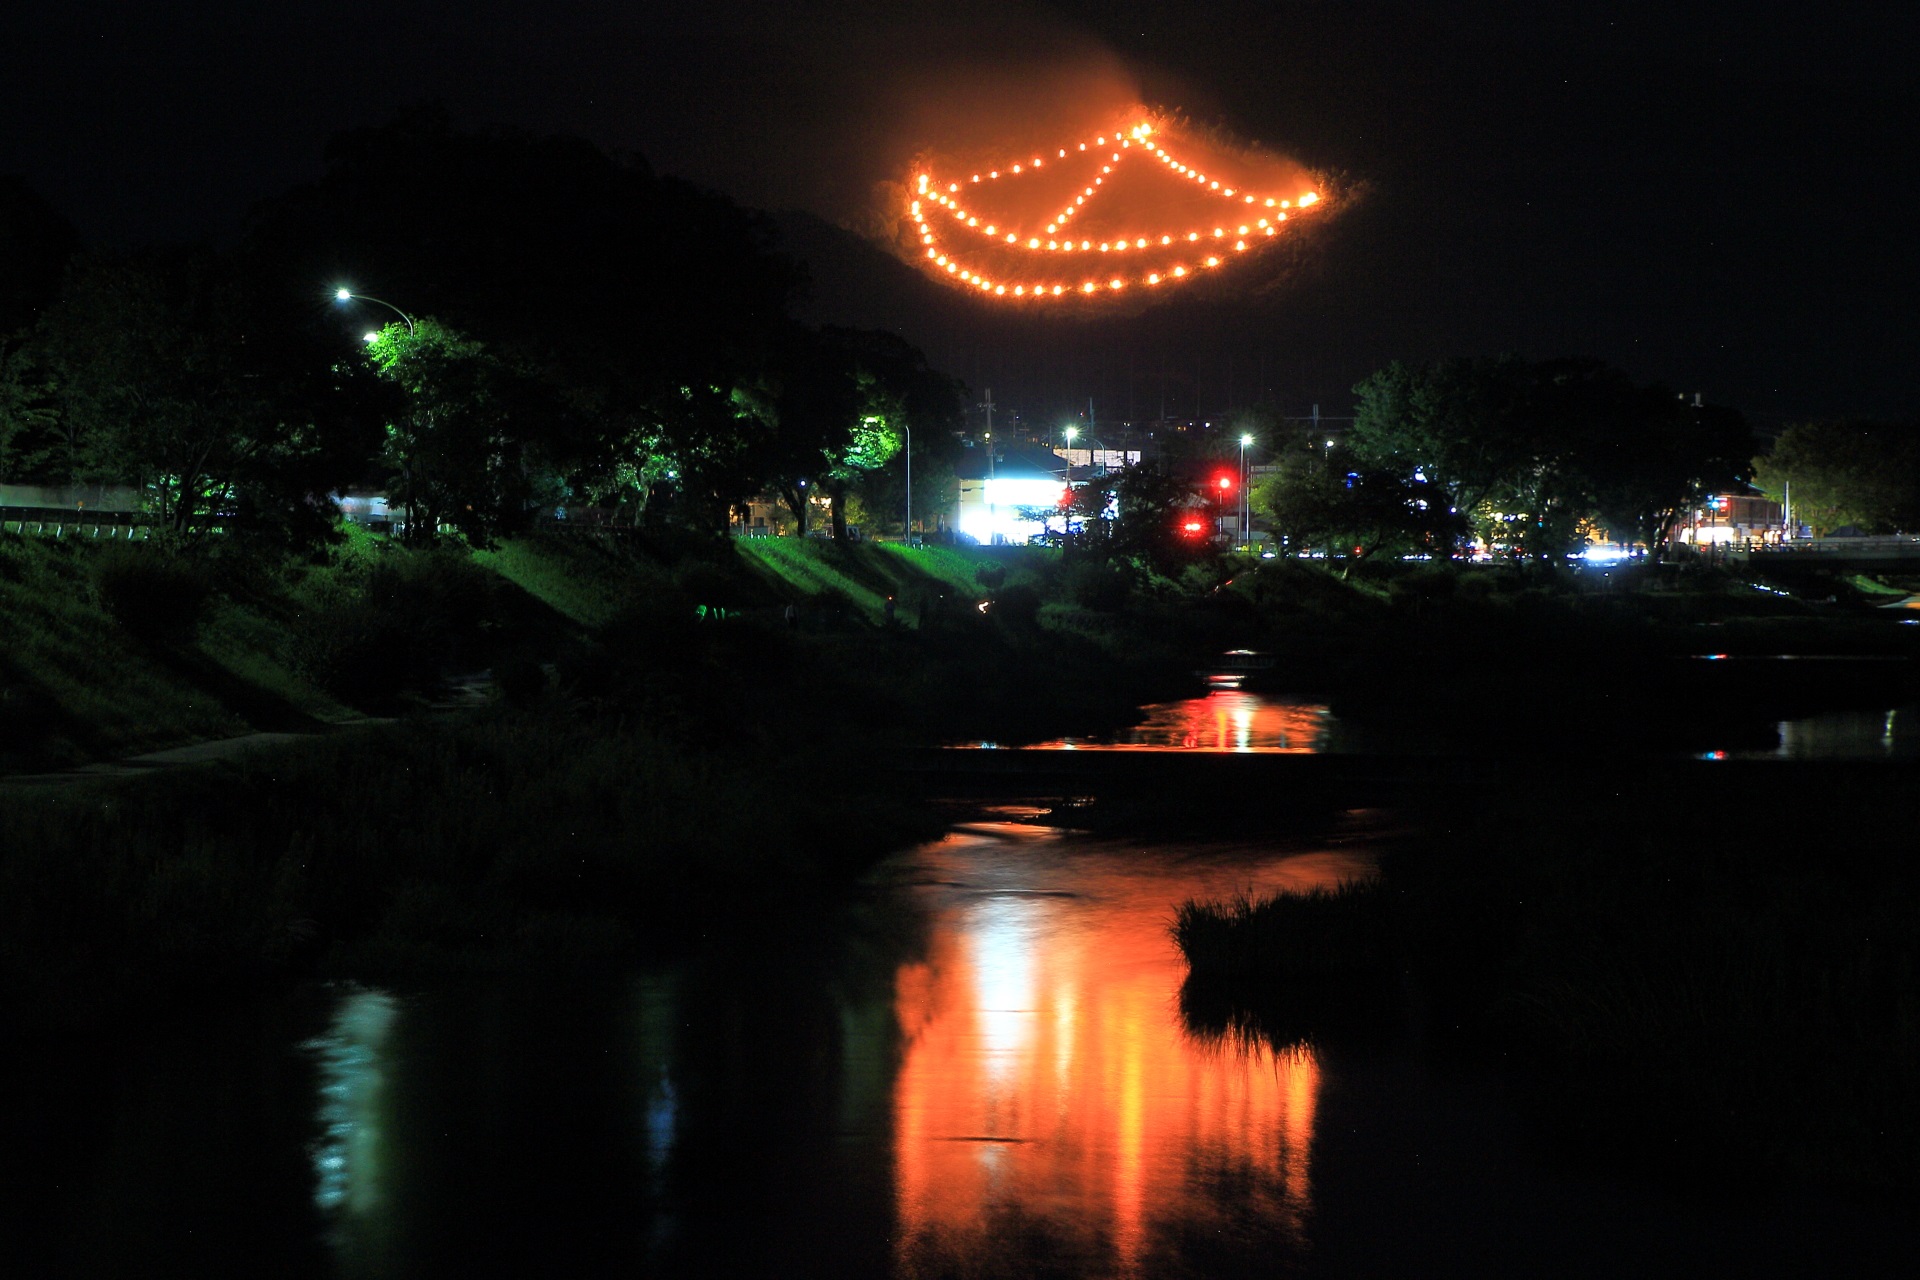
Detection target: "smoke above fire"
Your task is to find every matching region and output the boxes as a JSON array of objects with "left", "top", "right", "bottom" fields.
[{"left": 631, "top": 2, "right": 1329, "bottom": 308}]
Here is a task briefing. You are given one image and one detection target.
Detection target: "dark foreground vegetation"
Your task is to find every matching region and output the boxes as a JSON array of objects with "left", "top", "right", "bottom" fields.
[
  {"left": 1175, "top": 763, "right": 1919, "bottom": 1203},
  {"left": 0, "top": 529, "right": 1231, "bottom": 1026},
  {"left": 5, "top": 522, "right": 1916, "bottom": 1214}
]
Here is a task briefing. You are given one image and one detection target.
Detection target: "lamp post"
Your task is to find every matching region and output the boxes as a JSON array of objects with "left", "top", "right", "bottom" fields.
[
  {"left": 1238, "top": 433, "right": 1254, "bottom": 547},
  {"left": 903, "top": 422, "right": 912, "bottom": 547},
  {"left": 1061, "top": 425, "right": 1080, "bottom": 547},
  {"left": 333, "top": 287, "right": 416, "bottom": 334}
]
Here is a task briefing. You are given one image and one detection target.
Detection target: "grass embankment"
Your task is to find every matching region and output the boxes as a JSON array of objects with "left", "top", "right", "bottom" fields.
[
  {"left": 2, "top": 529, "right": 1243, "bottom": 1019},
  {"left": 0, "top": 528, "right": 552, "bottom": 770},
  {"left": 0, "top": 706, "right": 943, "bottom": 1026},
  {"left": 1174, "top": 763, "right": 1919, "bottom": 1202},
  {"left": 1220, "top": 556, "right": 1920, "bottom": 750}
]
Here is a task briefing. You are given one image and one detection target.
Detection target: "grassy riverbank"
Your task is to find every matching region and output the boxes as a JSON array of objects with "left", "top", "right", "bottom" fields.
[
  {"left": 0, "top": 530, "right": 1229, "bottom": 1018},
  {"left": 2, "top": 708, "right": 942, "bottom": 1018},
  {"left": 7, "top": 528, "right": 1916, "bottom": 1176}
]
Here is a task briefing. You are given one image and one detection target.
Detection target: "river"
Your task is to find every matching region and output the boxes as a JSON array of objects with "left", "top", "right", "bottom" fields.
[
  {"left": 16, "top": 799, "right": 1904, "bottom": 1277},
  {"left": 1016, "top": 686, "right": 1918, "bottom": 761}
]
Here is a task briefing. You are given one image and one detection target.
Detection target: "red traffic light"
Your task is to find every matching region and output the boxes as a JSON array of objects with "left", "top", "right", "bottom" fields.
[
  {"left": 1215, "top": 473, "right": 1235, "bottom": 491},
  {"left": 1181, "top": 519, "right": 1206, "bottom": 536}
]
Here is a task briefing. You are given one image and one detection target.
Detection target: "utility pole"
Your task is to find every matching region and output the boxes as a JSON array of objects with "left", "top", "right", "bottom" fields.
[{"left": 982, "top": 388, "right": 996, "bottom": 544}]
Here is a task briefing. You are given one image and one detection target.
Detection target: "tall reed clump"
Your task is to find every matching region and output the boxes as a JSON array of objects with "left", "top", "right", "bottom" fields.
[
  {"left": 1172, "top": 880, "right": 1403, "bottom": 1055},
  {"left": 1173, "top": 880, "right": 1395, "bottom": 981}
]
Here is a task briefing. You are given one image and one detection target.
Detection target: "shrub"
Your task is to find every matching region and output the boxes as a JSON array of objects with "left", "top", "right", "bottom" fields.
[
  {"left": 989, "top": 582, "right": 1041, "bottom": 627},
  {"left": 89, "top": 546, "right": 211, "bottom": 647},
  {"left": 1063, "top": 560, "right": 1133, "bottom": 611}
]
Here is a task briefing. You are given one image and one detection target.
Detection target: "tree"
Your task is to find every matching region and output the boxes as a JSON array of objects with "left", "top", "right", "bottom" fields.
[
  {"left": 1073, "top": 459, "right": 1214, "bottom": 571},
  {"left": 243, "top": 106, "right": 804, "bottom": 526},
  {"left": 1350, "top": 356, "right": 1537, "bottom": 541},
  {"left": 1255, "top": 445, "right": 1463, "bottom": 562},
  {"left": 753, "top": 327, "right": 965, "bottom": 542},
  {"left": 0, "top": 179, "right": 76, "bottom": 481},
  {"left": 642, "top": 377, "right": 782, "bottom": 534},
  {"left": 33, "top": 248, "right": 370, "bottom": 539},
  {"left": 1351, "top": 356, "right": 1755, "bottom": 559},
  {"left": 817, "top": 328, "right": 965, "bottom": 541},
  {"left": 1753, "top": 420, "right": 1920, "bottom": 535},
  {"left": 762, "top": 337, "right": 860, "bottom": 538},
  {"left": 363, "top": 318, "right": 573, "bottom": 545},
  {"left": 0, "top": 333, "right": 57, "bottom": 480},
  {"left": 1583, "top": 393, "right": 1752, "bottom": 551}
]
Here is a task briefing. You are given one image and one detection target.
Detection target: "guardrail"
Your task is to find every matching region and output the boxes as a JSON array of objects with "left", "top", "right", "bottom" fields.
[
  {"left": 1, "top": 507, "right": 154, "bottom": 539},
  {"left": 1736, "top": 538, "right": 1920, "bottom": 562}
]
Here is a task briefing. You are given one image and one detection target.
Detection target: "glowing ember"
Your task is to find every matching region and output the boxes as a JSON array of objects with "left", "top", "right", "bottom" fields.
[{"left": 905, "top": 119, "right": 1323, "bottom": 302}]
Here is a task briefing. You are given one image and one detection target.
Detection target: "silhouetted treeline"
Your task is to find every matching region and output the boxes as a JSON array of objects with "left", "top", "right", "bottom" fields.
[{"left": 0, "top": 107, "right": 965, "bottom": 546}]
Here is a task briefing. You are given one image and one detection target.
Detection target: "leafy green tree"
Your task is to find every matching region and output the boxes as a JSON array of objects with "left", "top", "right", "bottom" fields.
[
  {"left": 1075, "top": 459, "right": 1213, "bottom": 571},
  {"left": 761, "top": 339, "right": 860, "bottom": 538},
  {"left": 1350, "top": 356, "right": 1537, "bottom": 538},
  {"left": 1351, "top": 356, "right": 1754, "bottom": 558},
  {"left": 752, "top": 327, "right": 965, "bottom": 542},
  {"left": 364, "top": 318, "right": 573, "bottom": 545},
  {"left": 642, "top": 378, "right": 783, "bottom": 533},
  {"left": 1753, "top": 420, "right": 1920, "bottom": 535},
  {"left": 818, "top": 328, "right": 965, "bottom": 541},
  {"left": 1584, "top": 393, "right": 1752, "bottom": 551},
  {"left": 0, "top": 333, "right": 57, "bottom": 479},
  {"left": 1255, "top": 444, "right": 1464, "bottom": 562},
  {"left": 30, "top": 247, "right": 370, "bottom": 541},
  {"left": 244, "top": 106, "right": 803, "bottom": 526},
  {"left": 0, "top": 179, "right": 75, "bottom": 481}
]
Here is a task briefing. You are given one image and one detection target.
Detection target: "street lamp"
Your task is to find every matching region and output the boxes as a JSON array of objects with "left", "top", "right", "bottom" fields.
[
  {"left": 1060, "top": 426, "right": 1080, "bottom": 546},
  {"left": 1238, "top": 432, "right": 1254, "bottom": 546},
  {"left": 333, "top": 287, "right": 416, "bottom": 334},
  {"left": 903, "top": 422, "right": 912, "bottom": 547}
]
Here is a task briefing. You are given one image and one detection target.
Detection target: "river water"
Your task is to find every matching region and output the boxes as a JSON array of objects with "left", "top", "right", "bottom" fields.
[
  {"left": 19, "top": 803, "right": 1904, "bottom": 1277},
  {"left": 1019, "top": 687, "right": 1918, "bottom": 761}
]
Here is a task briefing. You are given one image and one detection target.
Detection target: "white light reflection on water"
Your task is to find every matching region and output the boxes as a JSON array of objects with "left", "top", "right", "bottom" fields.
[
  {"left": 1712, "top": 705, "right": 1919, "bottom": 761},
  {"left": 302, "top": 988, "right": 399, "bottom": 1218}
]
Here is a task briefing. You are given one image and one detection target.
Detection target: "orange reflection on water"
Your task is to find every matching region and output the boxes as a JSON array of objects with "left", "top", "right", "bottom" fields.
[
  {"left": 892, "top": 825, "right": 1350, "bottom": 1276},
  {"left": 1036, "top": 690, "right": 1333, "bottom": 753}
]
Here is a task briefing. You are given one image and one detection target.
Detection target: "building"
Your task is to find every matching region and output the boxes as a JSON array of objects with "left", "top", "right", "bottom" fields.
[
  {"left": 952, "top": 442, "right": 1073, "bottom": 545},
  {"left": 1674, "top": 490, "right": 1787, "bottom": 547}
]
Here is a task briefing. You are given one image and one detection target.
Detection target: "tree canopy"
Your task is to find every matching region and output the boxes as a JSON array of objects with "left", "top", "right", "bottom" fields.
[
  {"left": 29, "top": 247, "right": 379, "bottom": 540},
  {"left": 1349, "top": 356, "right": 1754, "bottom": 557},
  {"left": 1753, "top": 420, "right": 1920, "bottom": 535}
]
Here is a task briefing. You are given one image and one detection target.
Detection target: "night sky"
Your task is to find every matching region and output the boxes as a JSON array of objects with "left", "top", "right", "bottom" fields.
[{"left": 4, "top": 1, "right": 1916, "bottom": 427}]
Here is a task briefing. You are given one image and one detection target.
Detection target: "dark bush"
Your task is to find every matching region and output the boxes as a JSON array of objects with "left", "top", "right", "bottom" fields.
[
  {"left": 89, "top": 546, "right": 211, "bottom": 646},
  {"left": 294, "top": 549, "right": 500, "bottom": 709},
  {"left": 989, "top": 582, "right": 1041, "bottom": 627},
  {"left": 1063, "top": 560, "right": 1133, "bottom": 611},
  {"left": 1386, "top": 565, "right": 1459, "bottom": 610},
  {"left": 673, "top": 559, "right": 759, "bottom": 612}
]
